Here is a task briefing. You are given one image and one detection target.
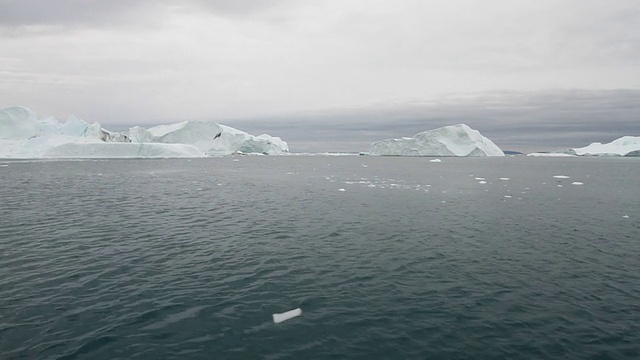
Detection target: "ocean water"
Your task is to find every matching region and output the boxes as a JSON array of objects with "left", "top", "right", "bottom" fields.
[{"left": 1, "top": 156, "right": 639, "bottom": 359}]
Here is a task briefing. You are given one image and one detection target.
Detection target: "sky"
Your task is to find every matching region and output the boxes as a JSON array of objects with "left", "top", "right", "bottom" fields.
[{"left": 1, "top": 0, "right": 639, "bottom": 152}]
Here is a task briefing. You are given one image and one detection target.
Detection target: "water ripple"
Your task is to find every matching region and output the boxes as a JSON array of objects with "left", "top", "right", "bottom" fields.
[{"left": 1, "top": 157, "right": 639, "bottom": 359}]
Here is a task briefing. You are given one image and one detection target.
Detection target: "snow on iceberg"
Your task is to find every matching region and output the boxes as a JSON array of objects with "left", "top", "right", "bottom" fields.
[
  {"left": 569, "top": 136, "right": 640, "bottom": 157},
  {"left": 369, "top": 124, "right": 504, "bottom": 156},
  {"left": 0, "top": 106, "right": 288, "bottom": 158},
  {"left": 147, "top": 121, "right": 288, "bottom": 155}
]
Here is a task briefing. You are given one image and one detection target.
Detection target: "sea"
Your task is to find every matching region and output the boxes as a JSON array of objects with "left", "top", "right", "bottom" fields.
[{"left": 1, "top": 156, "right": 639, "bottom": 359}]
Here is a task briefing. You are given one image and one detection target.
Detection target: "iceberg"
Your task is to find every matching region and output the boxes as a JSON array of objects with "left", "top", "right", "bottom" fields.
[
  {"left": 570, "top": 136, "right": 640, "bottom": 157},
  {"left": 148, "top": 121, "right": 288, "bottom": 155},
  {"left": 369, "top": 124, "right": 504, "bottom": 156},
  {"left": 0, "top": 106, "right": 288, "bottom": 158},
  {"left": 528, "top": 136, "right": 640, "bottom": 157}
]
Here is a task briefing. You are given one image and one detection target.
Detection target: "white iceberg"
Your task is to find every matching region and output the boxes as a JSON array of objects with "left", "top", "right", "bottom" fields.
[
  {"left": 369, "top": 124, "right": 504, "bottom": 156},
  {"left": 570, "top": 136, "right": 640, "bottom": 157},
  {"left": 148, "top": 121, "right": 288, "bottom": 155},
  {"left": 0, "top": 106, "right": 288, "bottom": 158},
  {"left": 529, "top": 136, "right": 640, "bottom": 157}
]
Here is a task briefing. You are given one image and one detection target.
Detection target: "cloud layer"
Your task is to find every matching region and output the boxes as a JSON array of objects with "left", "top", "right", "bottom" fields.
[{"left": 1, "top": 0, "right": 638, "bottom": 152}]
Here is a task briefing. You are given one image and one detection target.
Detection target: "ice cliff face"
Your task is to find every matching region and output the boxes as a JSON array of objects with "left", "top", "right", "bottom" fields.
[
  {"left": 0, "top": 106, "right": 289, "bottom": 158},
  {"left": 369, "top": 124, "right": 504, "bottom": 156}
]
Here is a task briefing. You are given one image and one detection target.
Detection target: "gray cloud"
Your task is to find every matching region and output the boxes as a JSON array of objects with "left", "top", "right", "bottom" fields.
[
  {"left": 227, "top": 90, "right": 640, "bottom": 153},
  {"left": 0, "top": 0, "right": 292, "bottom": 28}
]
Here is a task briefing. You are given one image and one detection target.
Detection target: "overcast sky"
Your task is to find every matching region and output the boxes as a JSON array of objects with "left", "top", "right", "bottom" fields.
[{"left": 1, "top": 0, "right": 638, "bottom": 152}]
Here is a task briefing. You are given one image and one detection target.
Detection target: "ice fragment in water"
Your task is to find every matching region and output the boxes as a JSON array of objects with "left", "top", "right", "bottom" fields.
[
  {"left": 429, "top": 158, "right": 442, "bottom": 162},
  {"left": 273, "top": 308, "right": 302, "bottom": 324},
  {"left": 623, "top": 215, "right": 630, "bottom": 219},
  {"left": 478, "top": 181, "right": 487, "bottom": 184},
  {"left": 338, "top": 188, "right": 346, "bottom": 192},
  {"left": 499, "top": 178, "right": 510, "bottom": 180},
  {"left": 571, "top": 182, "right": 584, "bottom": 185},
  {"left": 553, "top": 175, "right": 570, "bottom": 179}
]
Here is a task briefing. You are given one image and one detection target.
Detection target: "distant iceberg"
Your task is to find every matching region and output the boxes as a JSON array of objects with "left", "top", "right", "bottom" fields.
[
  {"left": 528, "top": 136, "right": 640, "bottom": 157},
  {"left": 569, "top": 136, "right": 640, "bottom": 157},
  {"left": 0, "top": 106, "right": 289, "bottom": 158},
  {"left": 369, "top": 124, "right": 504, "bottom": 156}
]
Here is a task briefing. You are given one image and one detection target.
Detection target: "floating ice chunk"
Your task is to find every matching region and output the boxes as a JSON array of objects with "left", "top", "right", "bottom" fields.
[
  {"left": 499, "top": 178, "right": 510, "bottom": 181},
  {"left": 478, "top": 181, "right": 487, "bottom": 184},
  {"left": 273, "top": 308, "right": 302, "bottom": 324},
  {"left": 338, "top": 188, "right": 346, "bottom": 192},
  {"left": 429, "top": 158, "right": 442, "bottom": 162},
  {"left": 557, "top": 185, "right": 563, "bottom": 187},
  {"left": 623, "top": 215, "right": 630, "bottom": 219},
  {"left": 475, "top": 177, "right": 486, "bottom": 180},
  {"left": 553, "top": 175, "right": 570, "bottom": 179},
  {"left": 504, "top": 195, "right": 512, "bottom": 198},
  {"left": 571, "top": 182, "right": 584, "bottom": 185},
  {"left": 233, "top": 159, "right": 240, "bottom": 162}
]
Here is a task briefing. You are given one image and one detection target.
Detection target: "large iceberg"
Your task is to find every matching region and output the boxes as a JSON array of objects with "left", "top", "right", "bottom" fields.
[
  {"left": 0, "top": 106, "right": 288, "bottom": 158},
  {"left": 527, "top": 136, "right": 640, "bottom": 157},
  {"left": 369, "top": 124, "right": 504, "bottom": 156},
  {"left": 569, "top": 136, "right": 640, "bottom": 157},
  {"left": 148, "top": 121, "right": 289, "bottom": 156}
]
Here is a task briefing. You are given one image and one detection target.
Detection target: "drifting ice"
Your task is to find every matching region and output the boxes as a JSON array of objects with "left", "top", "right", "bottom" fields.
[
  {"left": 273, "top": 308, "right": 302, "bottom": 324},
  {"left": 0, "top": 106, "right": 288, "bottom": 158},
  {"left": 369, "top": 124, "right": 504, "bottom": 157}
]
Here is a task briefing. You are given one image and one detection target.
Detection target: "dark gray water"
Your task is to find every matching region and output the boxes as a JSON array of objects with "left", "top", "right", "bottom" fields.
[{"left": 1, "top": 156, "right": 639, "bottom": 359}]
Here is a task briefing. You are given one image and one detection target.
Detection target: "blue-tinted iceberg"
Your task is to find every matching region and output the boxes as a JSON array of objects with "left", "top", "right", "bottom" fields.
[
  {"left": 0, "top": 106, "right": 289, "bottom": 158},
  {"left": 369, "top": 124, "right": 504, "bottom": 156}
]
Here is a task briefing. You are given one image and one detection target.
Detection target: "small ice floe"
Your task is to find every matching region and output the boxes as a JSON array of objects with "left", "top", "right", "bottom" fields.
[
  {"left": 478, "top": 181, "right": 487, "bottom": 184},
  {"left": 623, "top": 215, "right": 630, "bottom": 219},
  {"left": 499, "top": 178, "right": 510, "bottom": 181},
  {"left": 338, "top": 188, "right": 346, "bottom": 192},
  {"left": 273, "top": 308, "right": 302, "bottom": 324},
  {"left": 233, "top": 159, "right": 240, "bottom": 162},
  {"left": 429, "top": 159, "right": 442, "bottom": 163},
  {"left": 553, "top": 175, "right": 570, "bottom": 179},
  {"left": 571, "top": 182, "right": 584, "bottom": 185},
  {"left": 475, "top": 177, "right": 486, "bottom": 180},
  {"left": 504, "top": 195, "right": 512, "bottom": 198},
  {"left": 362, "top": 164, "right": 369, "bottom": 167},
  {"left": 557, "top": 185, "right": 563, "bottom": 187}
]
